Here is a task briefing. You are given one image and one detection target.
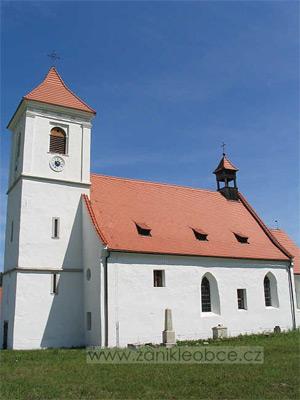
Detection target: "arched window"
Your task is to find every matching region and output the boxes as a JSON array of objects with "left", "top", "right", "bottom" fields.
[
  {"left": 49, "top": 127, "right": 66, "bottom": 154},
  {"left": 200, "top": 273, "right": 221, "bottom": 314},
  {"left": 201, "top": 277, "right": 211, "bottom": 312},
  {"left": 264, "top": 276, "right": 272, "bottom": 306},
  {"left": 264, "top": 273, "right": 279, "bottom": 308}
]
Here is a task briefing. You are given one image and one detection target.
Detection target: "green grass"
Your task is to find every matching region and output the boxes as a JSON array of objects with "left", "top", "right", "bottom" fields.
[{"left": 1, "top": 331, "right": 299, "bottom": 400}]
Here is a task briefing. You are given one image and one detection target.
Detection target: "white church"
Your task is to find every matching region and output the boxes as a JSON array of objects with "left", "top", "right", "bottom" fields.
[{"left": 1, "top": 67, "right": 299, "bottom": 349}]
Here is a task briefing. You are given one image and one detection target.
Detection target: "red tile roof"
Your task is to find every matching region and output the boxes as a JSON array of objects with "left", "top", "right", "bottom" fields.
[
  {"left": 85, "top": 174, "right": 290, "bottom": 261},
  {"left": 24, "top": 67, "right": 96, "bottom": 114},
  {"left": 269, "top": 229, "right": 300, "bottom": 274},
  {"left": 214, "top": 155, "right": 238, "bottom": 173}
]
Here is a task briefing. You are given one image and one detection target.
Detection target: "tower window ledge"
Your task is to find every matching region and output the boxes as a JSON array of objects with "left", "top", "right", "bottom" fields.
[{"left": 47, "top": 152, "right": 69, "bottom": 157}]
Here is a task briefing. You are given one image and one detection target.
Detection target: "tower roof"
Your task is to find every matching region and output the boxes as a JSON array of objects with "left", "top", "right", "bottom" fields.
[
  {"left": 214, "top": 154, "right": 238, "bottom": 174},
  {"left": 23, "top": 67, "right": 96, "bottom": 114}
]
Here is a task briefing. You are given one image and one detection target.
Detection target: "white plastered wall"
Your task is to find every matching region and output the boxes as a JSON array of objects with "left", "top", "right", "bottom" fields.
[
  {"left": 4, "top": 181, "right": 22, "bottom": 271},
  {"left": 18, "top": 179, "right": 88, "bottom": 269},
  {"left": 106, "top": 252, "right": 293, "bottom": 347},
  {"left": 12, "top": 271, "right": 84, "bottom": 349},
  {"left": 0, "top": 272, "right": 17, "bottom": 348},
  {"left": 82, "top": 200, "right": 104, "bottom": 347}
]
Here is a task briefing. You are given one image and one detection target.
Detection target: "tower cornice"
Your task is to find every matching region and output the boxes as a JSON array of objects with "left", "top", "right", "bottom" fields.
[
  {"left": 7, "top": 173, "right": 91, "bottom": 195},
  {"left": 8, "top": 99, "right": 94, "bottom": 131}
]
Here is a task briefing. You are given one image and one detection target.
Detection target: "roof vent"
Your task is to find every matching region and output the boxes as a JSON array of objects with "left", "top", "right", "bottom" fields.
[
  {"left": 192, "top": 228, "right": 208, "bottom": 241},
  {"left": 135, "top": 222, "right": 151, "bottom": 237},
  {"left": 234, "top": 232, "right": 249, "bottom": 244}
]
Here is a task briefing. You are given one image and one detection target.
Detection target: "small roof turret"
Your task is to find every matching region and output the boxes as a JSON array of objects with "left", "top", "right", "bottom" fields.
[{"left": 213, "top": 153, "right": 239, "bottom": 201}]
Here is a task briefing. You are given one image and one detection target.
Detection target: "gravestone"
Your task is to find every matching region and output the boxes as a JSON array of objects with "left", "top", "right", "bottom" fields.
[{"left": 162, "top": 309, "right": 176, "bottom": 348}]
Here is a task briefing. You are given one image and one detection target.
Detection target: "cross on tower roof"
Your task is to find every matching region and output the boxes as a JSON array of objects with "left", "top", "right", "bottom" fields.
[
  {"left": 47, "top": 50, "right": 60, "bottom": 65},
  {"left": 221, "top": 142, "right": 226, "bottom": 156}
]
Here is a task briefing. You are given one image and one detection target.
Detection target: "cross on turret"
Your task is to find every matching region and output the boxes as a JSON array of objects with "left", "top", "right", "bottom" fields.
[{"left": 221, "top": 142, "right": 226, "bottom": 156}]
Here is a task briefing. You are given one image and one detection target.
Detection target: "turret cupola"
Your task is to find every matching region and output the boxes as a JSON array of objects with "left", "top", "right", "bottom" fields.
[{"left": 214, "top": 153, "right": 239, "bottom": 200}]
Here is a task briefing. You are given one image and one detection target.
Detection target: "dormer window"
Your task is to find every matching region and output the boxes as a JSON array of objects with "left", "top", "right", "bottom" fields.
[
  {"left": 192, "top": 228, "right": 208, "bottom": 241},
  {"left": 234, "top": 232, "right": 249, "bottom": 244},
  {"left": 49, "top": 127, "right": 66, "bottom": 155},
  {"left": 135, "top": 222, "right": 151, "bottom": 236}
]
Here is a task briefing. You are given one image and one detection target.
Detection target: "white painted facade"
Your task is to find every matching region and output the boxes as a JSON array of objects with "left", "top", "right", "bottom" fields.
[
  {"left": 1, "top": 80, "right": 299, "bottom": 350},
  {"left": 104, "top": 253, "right": 295, "bottom": 347},
  {"left": 82, "top": 201, "right": 104, "bottom": 347}
]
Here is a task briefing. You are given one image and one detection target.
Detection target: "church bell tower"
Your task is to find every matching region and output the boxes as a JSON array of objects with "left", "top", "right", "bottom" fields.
[{"left": 1, "top": 67, "right": 95, "bottom": 349}]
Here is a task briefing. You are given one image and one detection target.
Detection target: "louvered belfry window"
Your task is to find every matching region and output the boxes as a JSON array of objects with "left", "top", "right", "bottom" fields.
[{"left": 50, "top": 127, "right": 66, "bottom": 154}]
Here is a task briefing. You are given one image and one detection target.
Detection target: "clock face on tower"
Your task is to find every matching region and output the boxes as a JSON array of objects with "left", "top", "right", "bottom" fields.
[{"left": 49, "top": 156, "right": 65, "bottom": 172}]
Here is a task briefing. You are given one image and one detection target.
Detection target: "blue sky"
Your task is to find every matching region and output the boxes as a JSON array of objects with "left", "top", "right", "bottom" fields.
[{"left": 0, "top": 1, "right": 299, "bottom": 269}]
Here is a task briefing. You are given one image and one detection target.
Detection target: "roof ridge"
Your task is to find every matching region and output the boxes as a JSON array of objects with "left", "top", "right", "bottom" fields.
[
  {"left": 270, "top": 228, "right": 300, "bottom": 247},
  {"left": 269, "top": 228, "right": 288, "bottom": 234},
  {"left": 82, "top": 194, "right": 108, "bottom": 244},
  {"left": 238, "top": 192, "right": 292, "bottom": 259},
  {"left": 91, "top": 172, "right": 219, "bottom": 194}
]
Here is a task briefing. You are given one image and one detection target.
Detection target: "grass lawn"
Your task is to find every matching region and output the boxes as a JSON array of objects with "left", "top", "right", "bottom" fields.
[{"left": 1, "top": 331, "right": 299, "bottom": 400}]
